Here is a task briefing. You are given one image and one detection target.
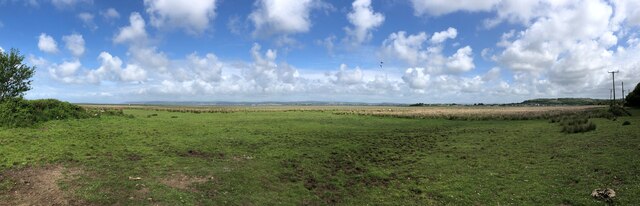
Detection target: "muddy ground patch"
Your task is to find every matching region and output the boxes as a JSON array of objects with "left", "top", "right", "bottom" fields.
[{"left": 0, "top": 165, "right": 83, "bottom": 206}]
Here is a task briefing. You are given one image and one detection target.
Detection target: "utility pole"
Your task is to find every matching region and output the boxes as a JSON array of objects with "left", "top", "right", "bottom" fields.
[
  {"left": 609, "top": 70, "right": 619, "bottom": 105},
  {"left": 610, "top": 89, "right": 613, "bottom": 100},
  {"left": 622, "top": 81, "right": 625, "bottom": 103}
]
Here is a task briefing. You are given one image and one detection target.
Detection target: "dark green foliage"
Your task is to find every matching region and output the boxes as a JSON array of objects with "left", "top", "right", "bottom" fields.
[
  {"left": 0, "top": 49, "right": 35, "bottom": 102},
  {"left": 626, "top": 82, "right": 640, "bottom": 107},
  {"left": 608, "top": 105, "right": 631, "bottom": 116},
  {"left": 0, "top": 98, "right": 90, "bottom": 127},
  {"left": 623, "top": 121, "right": 631, "bottom": 126}
]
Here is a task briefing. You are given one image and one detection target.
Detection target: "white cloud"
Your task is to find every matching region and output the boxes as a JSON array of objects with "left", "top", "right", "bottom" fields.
[
  {"left": 113, "top": 12, "right": 147, "bottom": 44},
  {"left": 344, "top": 0, "right": 385, "bottom": 45},
  {"left": 243, "top": 43, "right": 301, "bottom": 91},
  {"left": 62, "top": 34, "right": 85, "bottom": 57},
  {"left": 333, "top": 64, "right": 363, "bottom": 85},
  {"left": 38, "top": 33, "right": 58, "bottom": 54},
  {"left": 87, "top": 52, "right": 148, "bottom": 83},
  {"left": 51, "top": 0, "right": 91, "bottom": 9},
  {"left": 316, "top": 35, "right": 336, "bottom": 54},
  {"left": 77, "top": 12, "right": 97, "bottom": 30},
  {"left": 482, "top": 67, "right": 501, "bottom": 82},
  {"left": 410, "top": 0, "right": 500, "bottom": 16},
  {"left": 101, "top": 8, "right": 120, "bottom": 20},
  {"left": 402, "top": 67, "right": 430, "bottom": 90},
  {"left": 382, "top": 29, "right": 475, "bottom": 74},
  {"left": 120, "top": 64, "right": 147, "bottom": 82},
  {"left": 186, "top": 52, "right": 223, "bottom": 82},
  {"left": 382, "top": 31, "right": 429, "bottom": 66},
  {"left": 128, "top": 46, "right": 170, "bottom": 72},
  {"left": 611, "top": 0, "right": 640, "bottom": 28},
  {"left": 446, "top": 46, "right": 475, "bottom": 72},
  {"left": 430, "top": 27, "right": 457, "bottom": 44},
  {"left": 249, "top": 0, "right": 318, "bottom": 37},
  {"left": 28, "top": 55, "right": 49, "bottom": 68},
  {"left": 0, "top": 46, "right": 3, "bottom": 53},
  {"left": 144, "top": 0, "right": 218, "bottom": 34},
  {"left": 49, "top": 60, "right": 81, "bottom": 83},
  {"left": 495, "top": 0, "right": 614, "bottom": 85}
]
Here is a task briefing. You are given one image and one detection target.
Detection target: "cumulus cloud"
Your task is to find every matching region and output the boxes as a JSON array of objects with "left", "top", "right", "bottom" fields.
[
  {"left": 243, "top": 43, "right": 300, "bottom": 91},
  {"left": 113, "top": 12, "right": 147, "bottom": 44},
  {"left": 344, "top": 0, "right": 385, "bottom": 45},
  {"left": 382, "top": 28, "right": 475, "bottom": 74},
  {"left": 144, "top": 0, "right": 218, "bottom": 34},
  {"left": 120, "top": 64, "right": 147, "bottom": 82},
  {"left": 77, "top": 12, "right": 97, "bottom": 30},
  {"left": 382, "top": 31, "right": 429, "bottom": 66},
  {"left": 62, "top": 34, "right": 85, "bottom": 57},
  {"left": 87, "top": 52, "right": 148, "bottom": 83},
  {"left": 49, "top": 60, "right": 81, "bottom": 83},
  {"left": 101, "top": 8, "right": 120, "bottom": 20},
  {"left": 495, "top": 0, "right": 614, "bottom": 88},
  {"left": 128, "top": 46, "right": 170, "bottom": 72},
  {"left": 333, "top": 64, "right": 363, "bottom": 85},
  {"left": 38, "top": 33, "right": 58, "bottom": 54},
  {"left": 51, "top": 0, "right": 92, "bottom": 9},
  {"left": 611, "top": 0, "right": 640, "bottom": 29},
  {"left": 430, "top": 27, "right": 457, "bottom": 44},
  {"left": 410, "top": 0, "right": 500, "bottom": 16},
  {"left": 446, "top": 46, "right": 474, "bottom": 72},
  {"left": 186, "top": 52, "right": 223, "bottom": 82},
  {"left": 402, "top": 67, "right": 430, "bottom": 90},
  {"left": 249, "top": 0, "right": 319, "bottom": 37},
  {"left": 87, "top": 52, "right": 123, "bottom": 83}
]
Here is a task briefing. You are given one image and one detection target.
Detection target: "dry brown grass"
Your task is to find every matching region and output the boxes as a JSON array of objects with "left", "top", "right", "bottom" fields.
[{"left": 80, "top": 104, "right": 608, "bottom": 121}]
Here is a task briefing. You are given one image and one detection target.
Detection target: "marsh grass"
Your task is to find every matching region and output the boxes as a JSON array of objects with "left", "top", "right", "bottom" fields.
[{"left": 2, "top": 105, "right": 638, "bottom": 205}]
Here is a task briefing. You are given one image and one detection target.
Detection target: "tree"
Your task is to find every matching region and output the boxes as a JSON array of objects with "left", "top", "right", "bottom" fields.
[
  {"left": 625, "top": 82, "right": 640, "bottom": 107},
  {"left": 0, "top": 49, "right": 35, "bottom": 102}
]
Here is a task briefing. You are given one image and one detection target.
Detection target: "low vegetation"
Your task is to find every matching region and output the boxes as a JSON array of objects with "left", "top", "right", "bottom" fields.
[
  {"left": 0, "top": 98, "right": 91, "bottom": 127},
  {"left": 0, "top": 106, "right": 638, "bottom": 205}
]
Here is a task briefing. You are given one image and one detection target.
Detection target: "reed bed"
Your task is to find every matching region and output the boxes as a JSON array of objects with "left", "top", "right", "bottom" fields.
[{"left": 80, "top": 104, "right": 609, "bottom": 121}]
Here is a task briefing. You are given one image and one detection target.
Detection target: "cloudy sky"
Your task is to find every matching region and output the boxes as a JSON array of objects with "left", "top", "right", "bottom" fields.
[{"left": 1, "top": 0, "right": 639, "bottom": 103}]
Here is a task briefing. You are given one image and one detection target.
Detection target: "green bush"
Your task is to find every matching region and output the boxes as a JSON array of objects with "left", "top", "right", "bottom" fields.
[
  {"left": 0, "top": 98, "right": 90, "bottom": 127},
  {"left": 608, "top": 105, "right": 631, "bottom": 116},
  {"left": 560, "top": 117, "right": 597, "bottom": 133}
]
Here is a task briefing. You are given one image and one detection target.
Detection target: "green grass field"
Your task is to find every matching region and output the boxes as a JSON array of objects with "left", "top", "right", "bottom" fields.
[{"left": 1, "top": 107, "right": 639, "bottom": 205}]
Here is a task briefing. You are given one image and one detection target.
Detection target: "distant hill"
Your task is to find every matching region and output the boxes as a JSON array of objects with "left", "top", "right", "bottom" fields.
[
  {"left": 123, "top": 101, "right": 405, "bottom": 106},
  {"left": 521, "top": 98, "right": 610, "bottom": 106}
]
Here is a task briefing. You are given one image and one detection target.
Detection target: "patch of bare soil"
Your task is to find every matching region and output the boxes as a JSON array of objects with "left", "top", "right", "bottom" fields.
[
  {"left": 160, "top": 173, "right": 211, "bottom": 191},
  {"left": 0, "top": 165, "right": 83, "bottom": 206}
]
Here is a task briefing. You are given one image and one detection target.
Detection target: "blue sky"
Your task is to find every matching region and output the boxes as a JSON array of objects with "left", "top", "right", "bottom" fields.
[{"left": 1, "top": 0, "right": 639, "bottom": 103}]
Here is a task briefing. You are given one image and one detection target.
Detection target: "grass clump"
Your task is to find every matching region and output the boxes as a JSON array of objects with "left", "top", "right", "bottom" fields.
[
  {"left": 0, "top": 98, "right": 91, "bottom": 127},
  {"left": 559, "top": 116, "right": 596, "bottom": 133}
]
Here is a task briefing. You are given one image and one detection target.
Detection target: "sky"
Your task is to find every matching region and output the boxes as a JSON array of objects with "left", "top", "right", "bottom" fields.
[{"left": 0, "top": 0, "right": 639, "bottom": 104}]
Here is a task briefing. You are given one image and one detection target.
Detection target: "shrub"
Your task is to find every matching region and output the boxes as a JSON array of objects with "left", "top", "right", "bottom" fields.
[
  {"left": 608, "top": 105, "right": 631, "bottom": 116},
  {"left": 622, "top": 121, "right": 631, "bottom": 126},
  {"left": 0, "top": 98, "right": 90, "bottom": 127}
]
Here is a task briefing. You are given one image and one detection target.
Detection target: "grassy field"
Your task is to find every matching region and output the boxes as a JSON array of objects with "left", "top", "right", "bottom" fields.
[{"left": 0, "top": 106, "right": 639, "bottom": 205}]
